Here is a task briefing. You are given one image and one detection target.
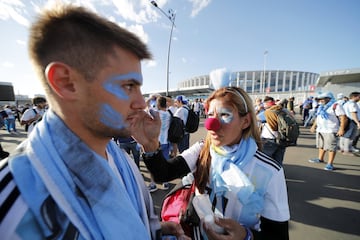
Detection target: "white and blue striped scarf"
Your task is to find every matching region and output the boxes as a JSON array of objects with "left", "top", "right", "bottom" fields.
[{"left": 316, "top": 99, "right": 335, "bottom": 119}]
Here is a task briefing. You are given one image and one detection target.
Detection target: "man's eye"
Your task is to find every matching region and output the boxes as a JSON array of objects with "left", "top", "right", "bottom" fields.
[{"left": 123, "top": 83, "right": 136, "bottom": 91}]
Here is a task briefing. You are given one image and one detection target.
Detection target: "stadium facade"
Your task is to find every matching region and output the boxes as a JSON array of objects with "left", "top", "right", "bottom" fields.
[
  {"left": 143, "top": 68, "right": 359, "bottom": 106},
  {"left": 176, "top": 70, "right": 319, "bottom": 105}
]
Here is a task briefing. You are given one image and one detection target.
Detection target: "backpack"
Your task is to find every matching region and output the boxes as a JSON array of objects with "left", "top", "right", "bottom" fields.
[
  {"left": 273, "top": 109, "right": 300, "bottom": 147},
  {"left": 167, "top": 110, "right": 185, "bottom": 143},
  {"left": 184, "top": 106, "right": 200, "bottom": 133},
  {"left": 0, "top": 110, "right": 8, "bottom": 118}
]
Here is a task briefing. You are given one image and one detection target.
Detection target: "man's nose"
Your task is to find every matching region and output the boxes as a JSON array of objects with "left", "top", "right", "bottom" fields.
[{"left": 131, "top": 90, "right": 146, "bottom": 110}]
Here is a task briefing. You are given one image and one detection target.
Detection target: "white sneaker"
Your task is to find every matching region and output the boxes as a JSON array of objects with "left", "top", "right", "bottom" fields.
[{"left": 351, "top": 147, "right": 359, "bottom": 153}]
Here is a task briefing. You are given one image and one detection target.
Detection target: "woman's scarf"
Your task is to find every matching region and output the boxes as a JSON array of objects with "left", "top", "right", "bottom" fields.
[
  {"left": 210, "top": 137, "right": 256, "bottom": 202},
  {"left": 9, "top": 110, "right": 154, "bottom": 239},
  {"left": 209, "top": 137, "right": 267, "bottom": 227},
  {"left": 317, "top": 99, "right": 335, "bottom": 119}
]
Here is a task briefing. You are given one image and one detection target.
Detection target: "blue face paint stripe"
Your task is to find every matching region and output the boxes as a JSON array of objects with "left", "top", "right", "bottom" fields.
[
  {"left": 103, "top": 72, "right": 143, "bottom": 100},
  {"left": 99, "top": 104, "right": 127, "bottom": 130}
]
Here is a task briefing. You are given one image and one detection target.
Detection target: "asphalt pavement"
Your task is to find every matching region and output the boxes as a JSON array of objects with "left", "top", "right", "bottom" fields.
[{"left": 1, "top": 118, "right": 359, "bottom": 240}]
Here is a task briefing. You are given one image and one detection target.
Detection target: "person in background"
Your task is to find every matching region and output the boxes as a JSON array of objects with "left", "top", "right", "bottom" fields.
[
  {"left": 0, "top": 107, "right": 7, "bottom": 129},
  {"left": 302, "top": 96, "right": 313, "bottom": 124},
  {"left": 287, "top": 97, "right": 295, "bottom": 115},
  {"left": 115, "top": 136, "right": 141, "bottom": 168},
  {"left": 342, "top": 92, "right": 360, "bottom": 156},
  {"left": 166, "top": 96, "right": 177, "bottom": 114},
  {"left": 337, "top": 93, "right": 347, "bottom": 106},
  {"left": 148, "top": 96, "right": 171, "bottom": 192},
  {"left": 192, "top": 98, "right": 201, "bottom": 116},
  {"left": 352, "top": 98, "right": 360, "bottom": 152},
  {"left": 132, "top": 87, "right": 290, "bottom": 239},
  {"left": 174, "top": 95, "right": 190, "bottom": 153},
  {"left": 260, "top": 96, "right": 287, "bottom": 164},
  {"left": 304, "top": 97, "right": 319, "bottom": 127},
  {"left": 3, "top": 105, "right": 18, "bottom": 134},
  {"left": 254, "top": 97, "right": 264, "bottom": 115},
  {"left": 166, "top": 96, "right": 178, "bottom": 157},
  {"left": 308, "top": 92, "right": 347, "bottom": 171},
  {"left": 146, "top": 93, "right": 160, "bottom": 110},
  {"left": 336, "top": 93, "right": 348, "bottom": 153},
  {"left": 0, "top": 4, "right": 188, "bottom": 239},
  {"left": 20, "top": 96, "right": 47, "bottom": 135}
]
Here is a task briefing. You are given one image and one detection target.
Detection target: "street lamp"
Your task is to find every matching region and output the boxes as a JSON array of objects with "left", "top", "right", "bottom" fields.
[
  {"left": 150, "top": 0, "right": 176, "bottom": 96},
  {"left": 263, "top": 50, "right": 268, "bottom": 94}
]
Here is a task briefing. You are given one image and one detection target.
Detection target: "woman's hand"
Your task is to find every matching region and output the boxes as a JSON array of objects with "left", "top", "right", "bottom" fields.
[
  {"left": 203, "top": 217, "right": 252, "bottom": 240},
  {"left": 160, "top": 221, "right": 191, "bottom": 240},
  {"left": 130, "top": 109, "right": 161, "bottom": 151}
]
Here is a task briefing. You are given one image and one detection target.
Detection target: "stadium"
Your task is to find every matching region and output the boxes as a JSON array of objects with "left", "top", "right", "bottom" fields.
[{"left": 145, "top": 68, "right": 360, "bottom": 106}]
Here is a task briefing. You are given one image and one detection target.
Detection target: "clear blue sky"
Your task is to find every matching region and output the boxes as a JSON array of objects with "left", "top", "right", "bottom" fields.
[{"left": 1, "top": 0, "right": 359, "bottom": 97}]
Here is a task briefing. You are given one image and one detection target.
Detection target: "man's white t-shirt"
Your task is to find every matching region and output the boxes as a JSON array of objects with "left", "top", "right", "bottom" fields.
[{"left": 21, "top": 107, "right": 46, "bottom": 134}]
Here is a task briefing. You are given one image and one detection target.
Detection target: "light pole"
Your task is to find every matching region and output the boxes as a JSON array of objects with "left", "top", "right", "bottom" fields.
[
  {"left": 263, "top": 50, "right": 268, "bottom": 94},
  {"left": 150, "top": 1, "right": 176, "bottom": 96}
]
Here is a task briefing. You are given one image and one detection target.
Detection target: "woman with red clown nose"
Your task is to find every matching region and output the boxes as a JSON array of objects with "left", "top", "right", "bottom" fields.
[{"left": 131, "top": 69, "right": 290, "bottom": 240}]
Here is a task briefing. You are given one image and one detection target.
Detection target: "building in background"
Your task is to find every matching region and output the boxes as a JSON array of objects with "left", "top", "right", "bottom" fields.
[
  {"left": 0, "top": 82, "right": 15, "bottom": 106},
  {"left": 178, "top": 70, "right": 319, "bottom": 105},
  {"left": 144, "top": 68, "right": 359, "bottom": 107},
  {"left": 316, "top": 68, "right": 360, "bottom": 96}
]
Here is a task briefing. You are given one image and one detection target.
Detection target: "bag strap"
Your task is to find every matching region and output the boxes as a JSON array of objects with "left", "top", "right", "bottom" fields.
[
  {"left": 264, "top": 123, "right": 277, "bottom": 141},
  {"left": 167, "top": 109, "right": 174, "bottom": 117}
]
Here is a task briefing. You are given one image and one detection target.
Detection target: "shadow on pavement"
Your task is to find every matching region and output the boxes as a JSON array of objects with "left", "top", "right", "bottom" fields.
[{"left": 284, "top": 163, "right": 360, "bottom": 236}]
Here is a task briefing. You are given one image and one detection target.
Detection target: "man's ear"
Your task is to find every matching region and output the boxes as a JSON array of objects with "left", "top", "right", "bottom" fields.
[{"left": 45, "top": 62, "right": 77, "bottom": 100}]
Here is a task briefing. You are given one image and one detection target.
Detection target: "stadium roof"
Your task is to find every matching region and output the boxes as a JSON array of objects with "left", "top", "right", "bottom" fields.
[{"left": 316, "top": 68, "right": 360, "bottom": 87}]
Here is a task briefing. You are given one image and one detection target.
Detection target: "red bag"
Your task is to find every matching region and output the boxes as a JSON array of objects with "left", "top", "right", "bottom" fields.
[{"left": 161, "top": 182, "right": 195, "bottom": 223}]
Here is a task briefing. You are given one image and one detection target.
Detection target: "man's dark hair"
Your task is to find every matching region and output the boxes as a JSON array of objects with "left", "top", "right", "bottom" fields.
[
  {"left": 157, "top": 96, "right": 167, "bottom": 109},
  {"left": 349, "top": 92, "right": 360, "bottom": 98},
  {"left": 263, "top": 96, "right": 274, "bottom": 102},
  {"left": 28, "top": 3, "right": 152, "bottom": 95},
  {"left": 33, "top": 97, "right": 47, "bottom": 105}
]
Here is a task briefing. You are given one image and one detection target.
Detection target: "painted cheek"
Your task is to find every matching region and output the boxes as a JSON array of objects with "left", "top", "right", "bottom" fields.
[{"left": 99, "top": 104, "right": 127, "bottom": 129}]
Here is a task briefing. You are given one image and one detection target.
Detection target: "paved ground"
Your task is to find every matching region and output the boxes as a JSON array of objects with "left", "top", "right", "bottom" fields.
[{"left": 1, "top": 118, "right": 359, "bottom": 240}]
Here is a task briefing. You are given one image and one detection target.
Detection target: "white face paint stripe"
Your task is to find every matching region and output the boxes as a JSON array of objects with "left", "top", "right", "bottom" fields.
[{"left": 208, "top": 106, "right": 234, "bottom": 124}]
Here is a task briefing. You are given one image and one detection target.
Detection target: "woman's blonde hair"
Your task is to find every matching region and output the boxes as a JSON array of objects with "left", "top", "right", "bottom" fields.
[{"left": 194, "top": 87, "right": 262, "bottom": 192}]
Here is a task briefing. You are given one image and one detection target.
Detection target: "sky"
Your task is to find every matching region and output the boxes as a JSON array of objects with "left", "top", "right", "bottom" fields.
[{"left": 1, "top": 0, "right": 360, "bottom": 97}]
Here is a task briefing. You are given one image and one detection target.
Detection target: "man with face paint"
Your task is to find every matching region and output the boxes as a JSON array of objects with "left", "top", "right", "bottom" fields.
[
  {"left": 0, "top": 4, "right": 189, "bottom": 240},
  {"left": 133, "top": 87, "right": 290, "bottom": 239}
]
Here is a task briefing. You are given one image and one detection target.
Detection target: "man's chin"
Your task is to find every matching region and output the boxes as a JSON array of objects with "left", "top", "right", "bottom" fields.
[{"left": 112, "top": 129, "right": 131, "bottom": 139}]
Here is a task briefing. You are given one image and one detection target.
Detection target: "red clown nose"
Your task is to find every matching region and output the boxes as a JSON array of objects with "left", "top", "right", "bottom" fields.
[{"left": 205, "top": 118, "right": 221, "bottom": 131}]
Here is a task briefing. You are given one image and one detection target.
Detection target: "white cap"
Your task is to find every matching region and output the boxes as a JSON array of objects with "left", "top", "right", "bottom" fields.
[{"left": 337, "top": 93, "right": 344, "bottom": 99}]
